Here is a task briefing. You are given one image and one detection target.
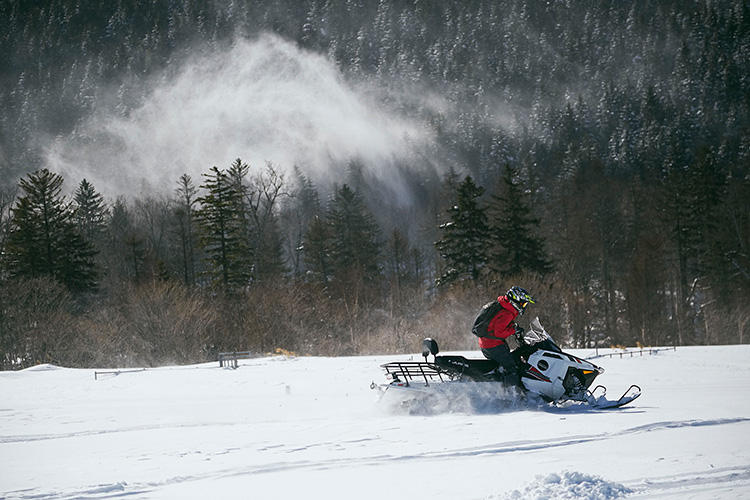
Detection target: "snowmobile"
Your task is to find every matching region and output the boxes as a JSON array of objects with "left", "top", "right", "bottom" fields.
[{"left": 373, "top": 317, "right": 641, "bottom": 410}]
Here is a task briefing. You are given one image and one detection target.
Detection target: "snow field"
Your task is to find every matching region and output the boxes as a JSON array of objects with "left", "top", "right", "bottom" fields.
[{"left": 1, "top": 346, "right": 749, "bottom": 499}]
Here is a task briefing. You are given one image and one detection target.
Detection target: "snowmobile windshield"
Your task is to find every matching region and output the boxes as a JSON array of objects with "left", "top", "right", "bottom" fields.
[
  {"left": 522, "top": 329, "right": 549, "bottom": 345},
  {"left": 523, "top": 317, "right": 563, "bottom": 353}
]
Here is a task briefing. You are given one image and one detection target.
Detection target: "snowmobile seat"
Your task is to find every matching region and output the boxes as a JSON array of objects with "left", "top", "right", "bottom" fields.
[{"left": 434, "top": 355, "right": 500, "bottom": 380}]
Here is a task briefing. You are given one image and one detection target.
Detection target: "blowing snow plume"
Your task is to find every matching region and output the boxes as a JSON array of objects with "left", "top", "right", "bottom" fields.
[{"left": 46, "top": 34, "right": 433, "bottom": 197}]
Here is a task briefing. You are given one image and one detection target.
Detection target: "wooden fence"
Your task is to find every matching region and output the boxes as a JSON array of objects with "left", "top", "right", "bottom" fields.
[{"left": 586, "top": 346, "right": 677, "bottom": 360}]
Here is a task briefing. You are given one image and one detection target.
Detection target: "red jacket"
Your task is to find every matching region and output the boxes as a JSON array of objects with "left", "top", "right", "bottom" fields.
[{"left": 478, "top": 295, "right": 519, "bottom": 349}]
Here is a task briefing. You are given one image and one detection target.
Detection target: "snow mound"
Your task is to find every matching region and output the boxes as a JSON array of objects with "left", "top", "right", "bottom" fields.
[
  {"left": 21, "top": 364, "right": 62, "bottom": 371},
  {"left": 500, "top": 471, "right": 632, "bottom": 500}
]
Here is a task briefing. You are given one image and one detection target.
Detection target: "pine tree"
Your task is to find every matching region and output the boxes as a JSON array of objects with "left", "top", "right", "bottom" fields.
[
  {"left": 488, "top": 164, "right": 552, "bottom": 277},
  {"left": 386, "top": 228, "right": 419, "bottom": 306},
  {"left": 662, "top": 146, "right": 728, "bottom": 343},
  {"left": 302, "top": 215, "right": 332, "bottom": 284},
  {"left": 435, "top": 175, "right": 491, "bottom": 286},
  {"left": 227, "top": 159, "right": 251, "bottom": 223},
  {"left": 253, "top": 213, "right": 287, "bottom": 282},
  {"left": 6, "top": 169, "right": 97, "bottom": 292},
  {"left": 283, "top": 166, "right": 321, "bottom": 276},
  {"left": 326, "top": 184, "right": 381, "bottom": 285},
  {"left": 196, "top": 166, "right": 251, "bottom": 290},
  {"left": 226, "top": 158, "right": 253, "bottom": 268},
  {"left": 72, "top": 179, "right": 108, "bottom": 245},
  {"left": 103, "top": 197, "right": 145, "bottom": 284},
  {"left": 387, "top": 228, "right": 411, "bottom": 291}
]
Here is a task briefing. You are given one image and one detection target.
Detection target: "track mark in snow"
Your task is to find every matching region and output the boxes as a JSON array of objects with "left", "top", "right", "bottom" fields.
[
  {"left": 379, "top": 418, "right": 750, "bottom": 463},
  {"left": 621, "top": 417, "right": 750, "bottom": 435},
  {"left": 7, "top": 481, "right": 151, "bottom": 500},
  {"left": 627, "top": 465, "right": 750, "bottom": 498},
  {"left": 282, "top": 436, "right": 379, "bottom": 454},
  {"left": 11, "top": 420, "right": 748, "bottom": 499},
  {"left": 0, "top": 421, "right": 242, "bottom": 444}
]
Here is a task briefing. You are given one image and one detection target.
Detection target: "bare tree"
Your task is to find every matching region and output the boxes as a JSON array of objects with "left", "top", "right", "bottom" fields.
[
  {"left": 174, "top": 174, "right": 198, "bottom": 285},
  {"left": 133, "top": 195, "right": 173, "bottom": 277},
  {"left": 246, "top": 162, "right": 288, "bottom": 281}
]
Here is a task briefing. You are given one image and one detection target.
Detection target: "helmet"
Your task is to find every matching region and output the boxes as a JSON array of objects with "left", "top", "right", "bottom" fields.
[{"left": 506, "top": 286, "right": 535, "bottom": 314}]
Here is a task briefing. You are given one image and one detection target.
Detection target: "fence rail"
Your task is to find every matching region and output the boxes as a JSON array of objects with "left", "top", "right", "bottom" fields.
[
  {"left": 586, "top": 346, "right": 676, "bottom": 360},
  {"left": 94, "top": 368, "right": 147, "bottom": 380}
]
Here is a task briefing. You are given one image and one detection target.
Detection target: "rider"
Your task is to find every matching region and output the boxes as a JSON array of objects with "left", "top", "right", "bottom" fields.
[{"left": 478, "top": 286, "right": 535, "bottom": 388}]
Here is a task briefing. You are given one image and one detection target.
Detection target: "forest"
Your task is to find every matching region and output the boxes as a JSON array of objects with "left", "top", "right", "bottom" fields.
[{"left": 0, "top": 0, "right": 748, "bottom": 369}]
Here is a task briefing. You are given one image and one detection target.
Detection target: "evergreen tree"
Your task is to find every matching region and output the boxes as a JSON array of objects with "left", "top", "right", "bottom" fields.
[
  {"left": 326, "top": 184, "right": 381, "bottom": 285},
  {"left": 283, "top": 166, "right": 321, "bottom": 276},
  {"left": 387, "top": 228, "right": 412, "bottom": 290},
  {"left": 6, "top": 169, "right": 97, "bottom": 292},
  {"left": 72, "top": 179, "right": 108, "bottom": 245},
  {"left": 435, "top": 175, "right": 491, "bottom": 286},
  {"left": 253, "top": 213, "right": 287, "bottom": 282},
  {"left": 386, "top": 228, "right": 420, "bottom": 307},
  {"left": 196, "top": 166, "right": 251, "bottom": 290},
  {"left": 226, "top": 158, "right": 254, "bottom": 270},
  {"left": 104, "top": 197, "right": 145, "bottom": 284},
  {"left": 302, "top": 215, "right": 333, "bottom": 284},
  {"left": 488, "top": 164, "right": 552, "bottom": 277},
  {"left": 227, "top": 159, "right": 251, "bottom": 224},
  {"left": 662, "top": 146, "right": 728, "bottom": 343}
]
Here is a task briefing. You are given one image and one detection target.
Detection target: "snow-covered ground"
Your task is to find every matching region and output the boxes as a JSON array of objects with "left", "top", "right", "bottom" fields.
[{"left": 1, "top": 345, "right": 749, "bottom": 499}]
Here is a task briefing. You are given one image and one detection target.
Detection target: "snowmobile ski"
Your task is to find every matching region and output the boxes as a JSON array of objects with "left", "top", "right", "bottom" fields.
[{"left": 586, "top": 384, "right": 642, "bottom": 409}]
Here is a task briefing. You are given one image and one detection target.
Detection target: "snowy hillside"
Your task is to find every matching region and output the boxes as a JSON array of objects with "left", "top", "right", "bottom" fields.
[{"left": 1, "top": 345, "right": 749, "bottom": 499}]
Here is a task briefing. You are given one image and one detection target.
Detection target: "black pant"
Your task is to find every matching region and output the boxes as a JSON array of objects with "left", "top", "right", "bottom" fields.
[{"left": 482, "top": 344, "right": 522, "bottom": 388}]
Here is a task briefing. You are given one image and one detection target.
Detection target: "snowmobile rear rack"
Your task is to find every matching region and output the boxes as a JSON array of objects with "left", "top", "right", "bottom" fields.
[{"left": 380, "top": 361, "right": 446, "bottom": 386}]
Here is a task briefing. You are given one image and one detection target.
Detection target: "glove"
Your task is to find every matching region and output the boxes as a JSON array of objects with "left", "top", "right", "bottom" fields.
[{"left": 514, "top": 324, "right": 525, "bottom": 345}]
